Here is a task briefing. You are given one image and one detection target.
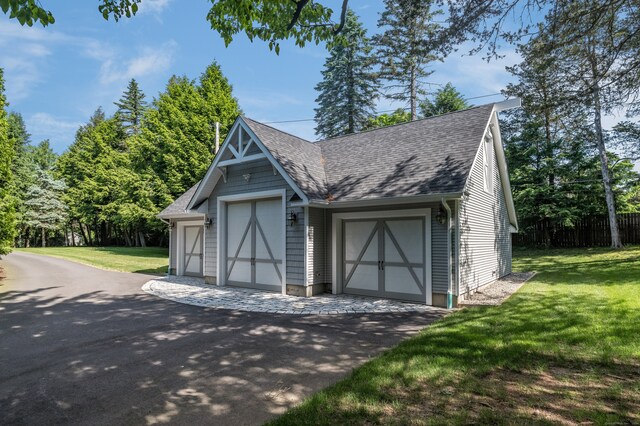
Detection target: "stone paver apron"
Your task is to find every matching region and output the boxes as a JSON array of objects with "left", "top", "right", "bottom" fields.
[{"left": 143, "top": 276, "right": 444, "bottom": 315}]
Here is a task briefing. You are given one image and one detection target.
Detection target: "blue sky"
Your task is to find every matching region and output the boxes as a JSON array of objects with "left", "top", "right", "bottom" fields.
[{"left": 0, "top": 0, "right": 527, "bottom": 154}]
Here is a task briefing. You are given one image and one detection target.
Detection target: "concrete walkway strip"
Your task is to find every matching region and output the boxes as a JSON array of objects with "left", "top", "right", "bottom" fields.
[{"left": 143, "top": 276, "right": 446, "bottom": 315}]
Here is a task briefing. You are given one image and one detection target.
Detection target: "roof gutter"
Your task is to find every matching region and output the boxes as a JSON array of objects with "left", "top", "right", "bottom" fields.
[{"left": 308, "top": 192, "right": 464, "bottom": 209}]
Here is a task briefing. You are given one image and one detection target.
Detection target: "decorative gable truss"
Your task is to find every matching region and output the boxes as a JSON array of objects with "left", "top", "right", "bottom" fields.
[
  {"left": 216, "top": 124, "right": 265, "bottom": 178},
  {"left": 187, "top": 118, "right": 309, "bottom": 210}
]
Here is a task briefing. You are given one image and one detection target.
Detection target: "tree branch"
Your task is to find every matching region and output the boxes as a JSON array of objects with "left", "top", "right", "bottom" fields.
[
  {"left": 287, "top": 0, "right": 311, "bottom": 31},
  {"left": 333, "top": 0, "right": 349, "bottom": 34}
]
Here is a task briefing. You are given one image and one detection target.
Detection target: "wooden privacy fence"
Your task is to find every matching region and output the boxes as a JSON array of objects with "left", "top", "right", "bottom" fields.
[{"left": 513, "top": 213, "right": 640, "bottom": 247}]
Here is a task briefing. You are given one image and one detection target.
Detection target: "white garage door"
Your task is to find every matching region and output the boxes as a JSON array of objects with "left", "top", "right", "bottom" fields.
[
  {"left": 226, "top": 198, "right": 282, "bottom": 292},
  {"left": 183, "top": 225, "right": 203, "bottom": 277},
  {"left": 342, "top": 217, "right": 426, "bottom": 303}
]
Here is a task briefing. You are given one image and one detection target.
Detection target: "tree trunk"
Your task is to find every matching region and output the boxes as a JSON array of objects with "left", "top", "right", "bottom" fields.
[
  {"left": 593, "top": 85, "right": 622, "bottom": 248},
  {"left": 64, "top": 226, "right": 69, "bottom": 247},
  {"left": 71, "top": 222, "right": 77, "bottom": 247},
  {"left": 77, "top": 220, "right": 89, "bottom": 246},
  {"left": 41, "top": 227, "right": 46, "bottom": 248},
  {"left": 85, "top": 223, "right": 93, "bottom": 246},
  {"left": 410, "top": 66, "right": 417, "bottom": 121},
  {"left": 138, "top": 230, "right": 146, "bottom": 248},
  {"left": 123, "top": 229, "right": 132, "bottom": 247}
]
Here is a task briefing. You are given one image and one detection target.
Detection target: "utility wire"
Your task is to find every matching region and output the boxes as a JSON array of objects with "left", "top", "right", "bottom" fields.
[{"left": 263, "top": 92, "right": 505, "bottom": 124}]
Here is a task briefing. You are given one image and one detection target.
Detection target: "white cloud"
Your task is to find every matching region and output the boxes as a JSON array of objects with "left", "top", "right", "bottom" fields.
[
  {"left": 98, "top": 41, "right": 177, "bottom": 86},
  {"left": 26, "top": 113, "right": 83, "bottom": 153},
  {"left": 137, "top": 0, "right": 173, "bottom": 14},
  {"left": 430, "top": 45, "right": 521, "bottom": 100},
  {"left": 0, "top": 17, "right": 177, "bottom": 102},
  {"left": 0, "top": 56, "right": 41, "bottom": 102}
]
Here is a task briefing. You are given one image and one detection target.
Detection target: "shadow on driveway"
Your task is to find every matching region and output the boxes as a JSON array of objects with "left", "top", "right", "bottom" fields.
[{"left": 0, "top": 252, "right": 446, "bottom": 425}]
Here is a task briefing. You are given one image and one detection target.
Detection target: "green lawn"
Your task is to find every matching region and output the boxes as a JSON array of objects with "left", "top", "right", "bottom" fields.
[
  {"left": 270, "top": 247, "right": 640, "bottom": 425},
  {"left": 16, "top": 246, "right": 169, "bottom": 275}
]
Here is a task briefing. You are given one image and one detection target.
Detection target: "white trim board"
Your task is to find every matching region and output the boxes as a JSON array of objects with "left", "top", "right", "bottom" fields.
[
  {"left": 176, "top": 220, "right": 205, "bottom": 276},
  {"left": 188, "top": 118, "right": 309, "bottom": 211},
  {"left": 216, "top": 189, "right": 287, "bottom": 295},
  {"left": 331, "top": 208, "right": 432, "bottom": 305}
]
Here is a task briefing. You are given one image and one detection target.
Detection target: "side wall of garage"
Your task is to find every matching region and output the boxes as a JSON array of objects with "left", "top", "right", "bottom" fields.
[
  {"left": 204, "top": 158, "right": 306, "bottom": 287},
  {"left": 458, "top": 130, "right": 512, "bottom": 297}
]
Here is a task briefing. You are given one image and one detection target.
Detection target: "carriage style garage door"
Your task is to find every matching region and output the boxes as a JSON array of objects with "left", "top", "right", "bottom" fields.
[
  {"left": 342, "top": 217, "right": 427, "bottom": 303},
  {"left": 183, "top": 225, "right": 203, "bottom": 277},
  {"left": 226, "top": 198, "right": 283, "bottom": 292}
]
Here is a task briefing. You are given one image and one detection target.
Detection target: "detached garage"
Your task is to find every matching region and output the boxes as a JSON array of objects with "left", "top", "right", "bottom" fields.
[{"left": 159, "top": 100, "right": 519, "bottom": 308}]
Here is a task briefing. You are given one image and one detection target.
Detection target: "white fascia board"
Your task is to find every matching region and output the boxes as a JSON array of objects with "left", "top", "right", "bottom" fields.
[
  {"left": 495, "top": 98, "right": 522, "bottom": 112},
  {"left": 240, "top": 119, "right": 310, "bottom": 205},
  {"left": 187, "top": 118, "right": 243, "bottom": 210},
  {"left": 188, "top": 117, "right": 310, "bottom": 210},
  {"left": 157, "top": 212, "right": 206, "bottom": 220},
  {"left": 308, "top": 193, "right": 462, "bottom": 209},
  {"left": 490, "top": 111, "right": 519, "bottom": 231}
]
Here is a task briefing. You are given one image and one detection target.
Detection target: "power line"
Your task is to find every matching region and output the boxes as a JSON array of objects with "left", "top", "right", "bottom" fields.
[{"left": 263, "top": 93, "right": 505, "bottom": 124}]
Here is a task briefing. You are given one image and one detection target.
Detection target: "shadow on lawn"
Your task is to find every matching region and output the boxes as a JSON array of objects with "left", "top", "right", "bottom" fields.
[
  {"left": 0, "top": 285, "right": 444, "bottom": 425},
  {"left": 271, "top": 290, "right": 640, "bottom": 425},
  {"left": 92, "top": 246, "right": 168, "bottom": 259}
]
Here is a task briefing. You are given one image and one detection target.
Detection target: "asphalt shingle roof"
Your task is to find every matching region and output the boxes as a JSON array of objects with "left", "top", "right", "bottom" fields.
[
  {"left": 242, "top": 117, "right": 327, "bottom": 200},
  {"left": 161, "top": 103, "right": 495, "bottom": 214},
  {"left": 316, "top": 104, "right": 494, "bottom": 202}
]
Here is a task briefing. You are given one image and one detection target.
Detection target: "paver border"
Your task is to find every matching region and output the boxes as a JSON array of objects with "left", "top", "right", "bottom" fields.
[{"left": 142, "top": 276, "right": 446, "bottom": 315}]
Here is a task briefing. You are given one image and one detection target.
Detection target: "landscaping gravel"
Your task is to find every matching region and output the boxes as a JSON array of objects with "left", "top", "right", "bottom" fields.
[{"left": 459, "top": 272, "right": 536, "bottom": 306}]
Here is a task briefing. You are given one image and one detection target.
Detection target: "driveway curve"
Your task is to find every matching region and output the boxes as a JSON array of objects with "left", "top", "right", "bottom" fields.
[{"left": 0, "top": 251, "right": 446, "bottom": 425}]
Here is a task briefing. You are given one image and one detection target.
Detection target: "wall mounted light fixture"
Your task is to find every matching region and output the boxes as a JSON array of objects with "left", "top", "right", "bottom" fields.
[
  {"left": 288, "top": 211, "right": 297, "bottom": 227},
  {"left": 204, "top": 218, "right": 213, "bottom": 229},
  {"left": 436, "top": 206, "right": 447, "bottom": 225}
]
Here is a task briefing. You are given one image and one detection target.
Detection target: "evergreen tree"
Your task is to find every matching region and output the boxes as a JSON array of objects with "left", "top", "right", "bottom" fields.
[
  {"left": 130, "top": 62, "right": 241, "bottom": 199},
  {"left": 114, "top": 79, "right": 147, "bottom": 135},
  {"left": 374, "top": 0, "right": 442, "bottom": 121},
  {"left": 24, "top": 169, "right": 67, "bottom": 247},
  {"left": 7, "top": 113, "right": 38, "bottom": 247},
  {"left": 30, "top": 139, "right": 57, "bottom": 171},
  {"left": 362, "top": 108, "right": 411, "bottom": 130},
  {"left": 314, "top": 9, "right": 379, "bottom": 138},
  {"left": 420, "top": 83, "right": 470, "bottom": 117},
  {"left": 0, "top": 69, "right": 16, "bottom": 255}
]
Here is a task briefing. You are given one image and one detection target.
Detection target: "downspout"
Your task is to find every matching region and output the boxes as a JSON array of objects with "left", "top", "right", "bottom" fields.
[
  {"left": 159, "top": 218, "right": 172, "bottom": 276},
  {"left": 441, "top": 198, "right": 453, "bottom": 309}
]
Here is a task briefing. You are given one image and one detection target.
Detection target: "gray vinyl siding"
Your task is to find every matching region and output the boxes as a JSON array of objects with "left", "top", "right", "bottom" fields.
[
  {"left": 307, "top": 207, "right": 327, "bottom": 285},
  {"left": 324, "top": 202, "right": 452, "bottom": 295},
  {"left": 204, "top": 158, "right": 305, "bottom": 285},
  {"left": 458, "top": 136, "right": 512, "bottom": 294}
]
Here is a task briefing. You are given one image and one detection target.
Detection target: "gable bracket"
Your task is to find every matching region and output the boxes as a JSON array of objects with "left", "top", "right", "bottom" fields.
[{"left": 217, "top": 166, "right": 228, "bottom": 183}]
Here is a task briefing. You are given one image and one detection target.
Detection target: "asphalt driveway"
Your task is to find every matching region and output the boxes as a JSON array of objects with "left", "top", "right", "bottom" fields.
[{"left": 0, "top": 252, "right": 446, "bottom": 425}]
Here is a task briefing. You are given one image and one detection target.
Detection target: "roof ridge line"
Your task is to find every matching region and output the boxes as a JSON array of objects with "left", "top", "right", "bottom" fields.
[{"left": 317, "top": 103, "right": 493, "bottom": 144}]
